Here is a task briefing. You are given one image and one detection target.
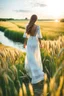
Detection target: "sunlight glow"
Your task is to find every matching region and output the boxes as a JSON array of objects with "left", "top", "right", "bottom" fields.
[
  {"left": 55, "top": 19, "right": 59, "bottom": 22},
  {"left": 46, "top": 0, "right": 64, "bottom": 19}
]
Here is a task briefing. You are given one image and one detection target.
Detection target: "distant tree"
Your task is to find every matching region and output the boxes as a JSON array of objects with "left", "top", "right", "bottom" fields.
[
  {"left": 0, "top": 18, "right": 6, "bottom": 21},
  {"left": 60, "top": 18, "right": 64, "bottom": 22},
  {"left": 0, "top": 18, "right": 14, "bottom": 21},
  {"left": 8, "top": 18, "right": 14, "bottom": 20},
  {"left": 25, "top": 17, "right": 28, "bottom": 20}
]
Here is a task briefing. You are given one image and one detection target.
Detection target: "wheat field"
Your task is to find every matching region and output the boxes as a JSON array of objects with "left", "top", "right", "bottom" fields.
[
  {"left": 0, "top": 21, "right": 64, "bottom": 41},
  {"left": 0, "top": 20, "right": 64, "bottom": 96}
]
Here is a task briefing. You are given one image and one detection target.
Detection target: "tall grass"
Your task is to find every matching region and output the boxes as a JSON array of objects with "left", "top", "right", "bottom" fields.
[
  {"left": 0, "top": 44, "right": 26, "bottom": 96},
  {"left": 0, "top": 20, "right": 64, "bottom": 96},
  {"left": 0, "top": 44, "right": 64, "bottom": 96}
]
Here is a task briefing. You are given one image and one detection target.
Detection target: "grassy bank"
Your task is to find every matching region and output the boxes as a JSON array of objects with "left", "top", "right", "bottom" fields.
[
  {"left": 0, "top": 21, "right": 25, "bottom": 43},
  {"left": 4, "top": 29, "right": 24, "bottom": 43}
]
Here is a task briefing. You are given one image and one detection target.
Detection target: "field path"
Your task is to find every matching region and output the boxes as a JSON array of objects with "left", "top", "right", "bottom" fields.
[{"left": 24, "top": 80, "right": 44, "bottom": 96}]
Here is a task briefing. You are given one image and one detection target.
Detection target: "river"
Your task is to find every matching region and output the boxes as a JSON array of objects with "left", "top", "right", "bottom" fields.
[{"left": 0, "top": 31, "right": 26, "bottom": 52}]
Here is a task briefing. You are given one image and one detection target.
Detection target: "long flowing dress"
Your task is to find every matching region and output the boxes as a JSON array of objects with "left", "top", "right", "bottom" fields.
[{"left": 23, "top": 25, "right": 44, "bottom": 84}]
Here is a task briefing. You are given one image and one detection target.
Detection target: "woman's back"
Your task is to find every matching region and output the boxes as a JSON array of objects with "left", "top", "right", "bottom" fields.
[{"left": 28, "top": 24, "right": 37, "bottom": 36}]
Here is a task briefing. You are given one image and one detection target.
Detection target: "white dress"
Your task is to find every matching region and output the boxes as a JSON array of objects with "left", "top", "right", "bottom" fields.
[{"left": 23, "top": 25, "right": 44, "bottom": 84}]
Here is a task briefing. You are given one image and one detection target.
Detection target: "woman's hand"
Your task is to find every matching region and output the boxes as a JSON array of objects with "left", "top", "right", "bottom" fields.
[
  {"left": 40, "top": 44, "right": 43, "bottom": 48},
  {"left": 23, "top": 38, "right": 27, "bottom": 48},
  {"left": 23, "top": 43, "right": 26, "bottom": 48},
  {"left": 38, "top": 38, "right": 43, "bottom": 48}
]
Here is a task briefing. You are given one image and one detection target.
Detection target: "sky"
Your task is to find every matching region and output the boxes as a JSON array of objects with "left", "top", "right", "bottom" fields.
[{"left": 0, "top": 0, "right": 64, "bottom": 19}]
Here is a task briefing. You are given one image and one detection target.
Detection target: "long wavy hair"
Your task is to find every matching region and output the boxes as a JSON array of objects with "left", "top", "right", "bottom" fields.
[{"left": 26, "top": 14, "right": 37, "bottom": 34}]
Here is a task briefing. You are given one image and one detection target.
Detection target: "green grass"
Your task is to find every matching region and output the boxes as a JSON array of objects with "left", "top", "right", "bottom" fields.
[
  {"left": 0, "top": 26, "right": 7, "bottom": 31},
  {"left": 0, "top": 21, "right": 25, "bottom": 43},
  {"left": 4, "top": 29, "right": 24, "bottom": 43}
]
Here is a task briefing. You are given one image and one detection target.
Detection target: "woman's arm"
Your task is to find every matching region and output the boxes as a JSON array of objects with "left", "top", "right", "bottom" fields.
[
  {"left": 38, "top": 38, "right": 41, "bottom": 44},
  {"left": 37, "top": 26, "right": 43, "bottom": 48},
  {"left": 23, "top": 38, "right": 27, "bottom": 48},
  {"left": 38, "top": 38, "right": 42, "bottom": 48}
]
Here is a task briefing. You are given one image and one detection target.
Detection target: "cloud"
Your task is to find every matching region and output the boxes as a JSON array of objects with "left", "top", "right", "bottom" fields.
[
  {"left": 34, "top": 3, "right": 47, "bottom": 7},
  {"left": 14, "top": 9, "right": 31, "bottom": 13}
]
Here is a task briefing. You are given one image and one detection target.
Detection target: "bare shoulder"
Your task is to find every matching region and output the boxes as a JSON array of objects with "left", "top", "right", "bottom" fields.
[
  {"left": 35, "top": 24, "right": 40, "bottom": 27},
  {"left": 35, "top": 25, "right": 40, "bottom": 30},
  {"left": 34, "top": 24, "right": 39, "bottom": 29},
  {"left": 34, "top": 24, "right": 38, "bottom": 27}
]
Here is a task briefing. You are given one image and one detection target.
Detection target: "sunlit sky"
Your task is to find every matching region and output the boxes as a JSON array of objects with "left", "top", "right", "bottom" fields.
[{"left": 0, "top": 0, "right": 64, "bottom": 19}]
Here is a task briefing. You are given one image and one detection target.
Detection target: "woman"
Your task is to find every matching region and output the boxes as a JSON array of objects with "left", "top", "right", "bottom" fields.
[{"left": 23, "top": 14, "right": 44, "bottom": 84}]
